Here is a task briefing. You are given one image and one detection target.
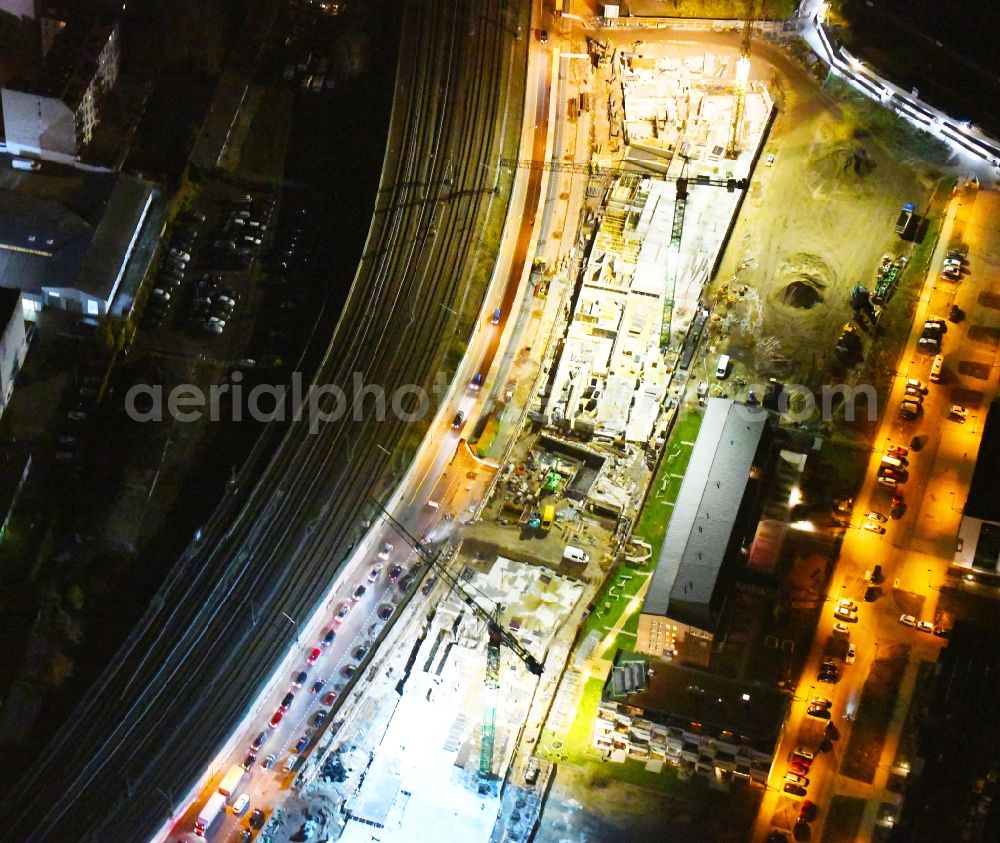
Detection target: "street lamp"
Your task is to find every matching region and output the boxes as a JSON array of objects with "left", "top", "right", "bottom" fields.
[
  {"left": 281, "top": 611, "right": 299, "bottom": 645},
  {"left": 927, "top": 569, "right": 933, "bottom": 590},
  {"left": 949, "top": 491, "right": 963, "bottom": 513}
]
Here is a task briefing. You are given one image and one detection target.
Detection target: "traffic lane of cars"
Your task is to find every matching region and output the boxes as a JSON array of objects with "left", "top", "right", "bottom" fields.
[
  {"left": 207, "top": 586, "right": 397, "bottom": 840},
  {"left": 242, "top": 554, "right": 416, "bottom": 769}
]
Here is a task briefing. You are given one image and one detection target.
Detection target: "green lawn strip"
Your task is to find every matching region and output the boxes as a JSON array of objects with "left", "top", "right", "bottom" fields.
[
  {"left": 539, "top": 675, "right": 607, "bottom": 761},
  {"left": 633, "top": 409, "right": 702, "bottom": 562},
  {"left": 580, "top": 563, "right": 647, "bottom": 644},
  {"left": 840, "top": 645, "right": 910, "bottom": 782},
  {"left": 819, "top": 795, "right": 867, "bottom": 843}
]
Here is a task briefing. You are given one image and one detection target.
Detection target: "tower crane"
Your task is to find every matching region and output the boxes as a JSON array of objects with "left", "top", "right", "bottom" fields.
[
  {"left": 498, "top": 157, "right": 746, "bottom": 190},
  {"left": 370, "top": 501, "right": 544, "bottom": 784},
  {"left": 662, "top": 156, "right": 690, "bottom": 349},
  {"left": 726, "top": 0, "right": 757, "bottom": 159}
]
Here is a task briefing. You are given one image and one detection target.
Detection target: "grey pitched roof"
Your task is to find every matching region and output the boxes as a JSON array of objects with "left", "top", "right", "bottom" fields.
[
  {"left": 643, "top": 398, "right": 770, "bottom": 629},
  {"left": 0, "top": 173, "right": 153, "bottom": 304},
  {"left": 74, "top": 174, "right": 153, "bottom": 301}
]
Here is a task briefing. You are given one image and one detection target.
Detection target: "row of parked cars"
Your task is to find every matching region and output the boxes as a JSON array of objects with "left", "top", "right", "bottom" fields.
[
  {"left": 210, "top": 194, "right": 276, "bottom": 270},
  {"left": 940, "top": 248, "right": 967, "bottom": 281},
  {"left": 144, "top": 219, "right": 200, "bottom": 329},
  {"left": 898, "top": 613, "right": 949, "bottom": 637}
]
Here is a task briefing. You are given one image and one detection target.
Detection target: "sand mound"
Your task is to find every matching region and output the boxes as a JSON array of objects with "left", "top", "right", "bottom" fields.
[{"left": 812, "top": 142, "right": 876, "bottom": 184}]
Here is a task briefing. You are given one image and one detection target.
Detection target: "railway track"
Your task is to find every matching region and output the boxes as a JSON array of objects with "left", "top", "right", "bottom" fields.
[{"left": 0, "top": 0, "right": 523, "bottom": 838}]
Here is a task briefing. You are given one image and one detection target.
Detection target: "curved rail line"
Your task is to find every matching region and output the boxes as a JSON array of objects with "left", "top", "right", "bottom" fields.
[{"left": 0, "top": 0, "right": 521, "bottom": 838}]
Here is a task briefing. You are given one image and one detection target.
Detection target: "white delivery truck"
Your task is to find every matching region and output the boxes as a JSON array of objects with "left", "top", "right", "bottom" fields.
[
  {"left": 563, "top": 546, "right": 590, "bottom": 564},
  {"left": 194, "top": 792, "right": 227, "bottom": 837}
]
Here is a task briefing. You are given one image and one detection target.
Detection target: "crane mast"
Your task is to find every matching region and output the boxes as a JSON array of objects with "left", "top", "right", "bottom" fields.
[
  {"left": 726, "top": 1, "right": 756, "bottom": 158},
  {"left": 369, "top": 502, "right": 543, "bottom": 783}
]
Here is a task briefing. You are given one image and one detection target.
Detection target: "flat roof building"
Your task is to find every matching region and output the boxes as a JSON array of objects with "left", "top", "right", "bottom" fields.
[
  {"left": 954, "top": 399, "right": 1000, "bottom": 578},
  {"left": 636, "top": 398, "right": 778, "bottom": 665},
  {"left": 0, "top": 174, "right": 155, "bottom": 316},
  {"left": 0, "top": 287, "right": 27, "bottom": 419},
  {"left": 593, "top": 652, "right": 788, "bottom": 786}
]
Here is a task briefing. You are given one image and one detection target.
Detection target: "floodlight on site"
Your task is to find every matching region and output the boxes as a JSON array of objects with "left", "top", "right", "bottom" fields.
[{"left": 735, "top": 56, "right": 750, "bottom": 87}]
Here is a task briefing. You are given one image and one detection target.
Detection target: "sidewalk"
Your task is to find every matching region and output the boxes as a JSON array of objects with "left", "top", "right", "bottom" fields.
[{"left": 852, "top": 655, "right": 922, "bottom": 839}]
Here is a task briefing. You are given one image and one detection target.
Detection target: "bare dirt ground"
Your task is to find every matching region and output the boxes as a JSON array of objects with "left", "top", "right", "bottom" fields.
[
  {"left": 711, "top": 48, "right": 950, "bottom": 395},
  {"left": 536, "top": 762, "right": 759, "bottom": 843}
]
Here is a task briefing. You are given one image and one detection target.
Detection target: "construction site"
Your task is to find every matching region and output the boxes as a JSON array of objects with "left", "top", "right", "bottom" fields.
[
  {"left": 542, "top": 41, "right": 773, "bottom": 444},
  {"left": 270, "top": 551, "right": 582, "bottom": 843}
]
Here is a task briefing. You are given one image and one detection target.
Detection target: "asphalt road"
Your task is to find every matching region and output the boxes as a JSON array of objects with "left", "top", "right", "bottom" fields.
[
  {"left": 756, "top": 186, "right": 998, "bottom": 841},
  {"left": 0, "top": 1, "right": 525, "bottom": 839}
]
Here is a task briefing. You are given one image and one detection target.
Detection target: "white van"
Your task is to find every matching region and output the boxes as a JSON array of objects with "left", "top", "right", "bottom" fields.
[
  {"left": 284, "top": 755, "right": 299, "bottom": 773},
  {"left": 929, "top": 354, "right": 944, "bottom": 383},
  {"left": 11, "top": 158, "right": 40, "bottom": 171},
  {"left": 880, "top": 456, "right": 903, "bottom": 470},
  {"left": 715, "top": 354, "right": 730, "bottom": 379},
  {"left": 563, "top": 546, "right": 590, "bottom": 564}
]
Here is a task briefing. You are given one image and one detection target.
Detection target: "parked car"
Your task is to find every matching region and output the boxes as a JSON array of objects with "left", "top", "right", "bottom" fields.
[
  {"left": 899, "top": 614, "right": 917, "bottom": 627},
  {"left": 864, "top": 521, "right": 886, "bottom": 534},
  {"left": 865, "top": 511, "right": 887, "bottom": 523},
  {"left": 916, "top": 620, "right": 934, "bottom": 633},
  {"left": 352, "top": 584, "right": 367, "bottom": 602},
  {"left": 280, "top": 691, "right": 294, "bottom": 711},
  {"left": 322, "top": 629, "right": 337, "bottom": 647},
  {"left": 292, "top": 671, "right": 308, "bottom": 688},
  {"left": 833, "top": 606, "right": 857, "bottom": 623},
  {"left": 334, "top": 602, "right": 352, "bottom": 625},
  {"left": 846, "top": 643, "right": 857, "bottom": 664},
  {"left": 307, "top": 647, "right": 322, "bottom": 665},
  {"left": 784, "top": 773, "right": 809, "bottom": 787}
]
